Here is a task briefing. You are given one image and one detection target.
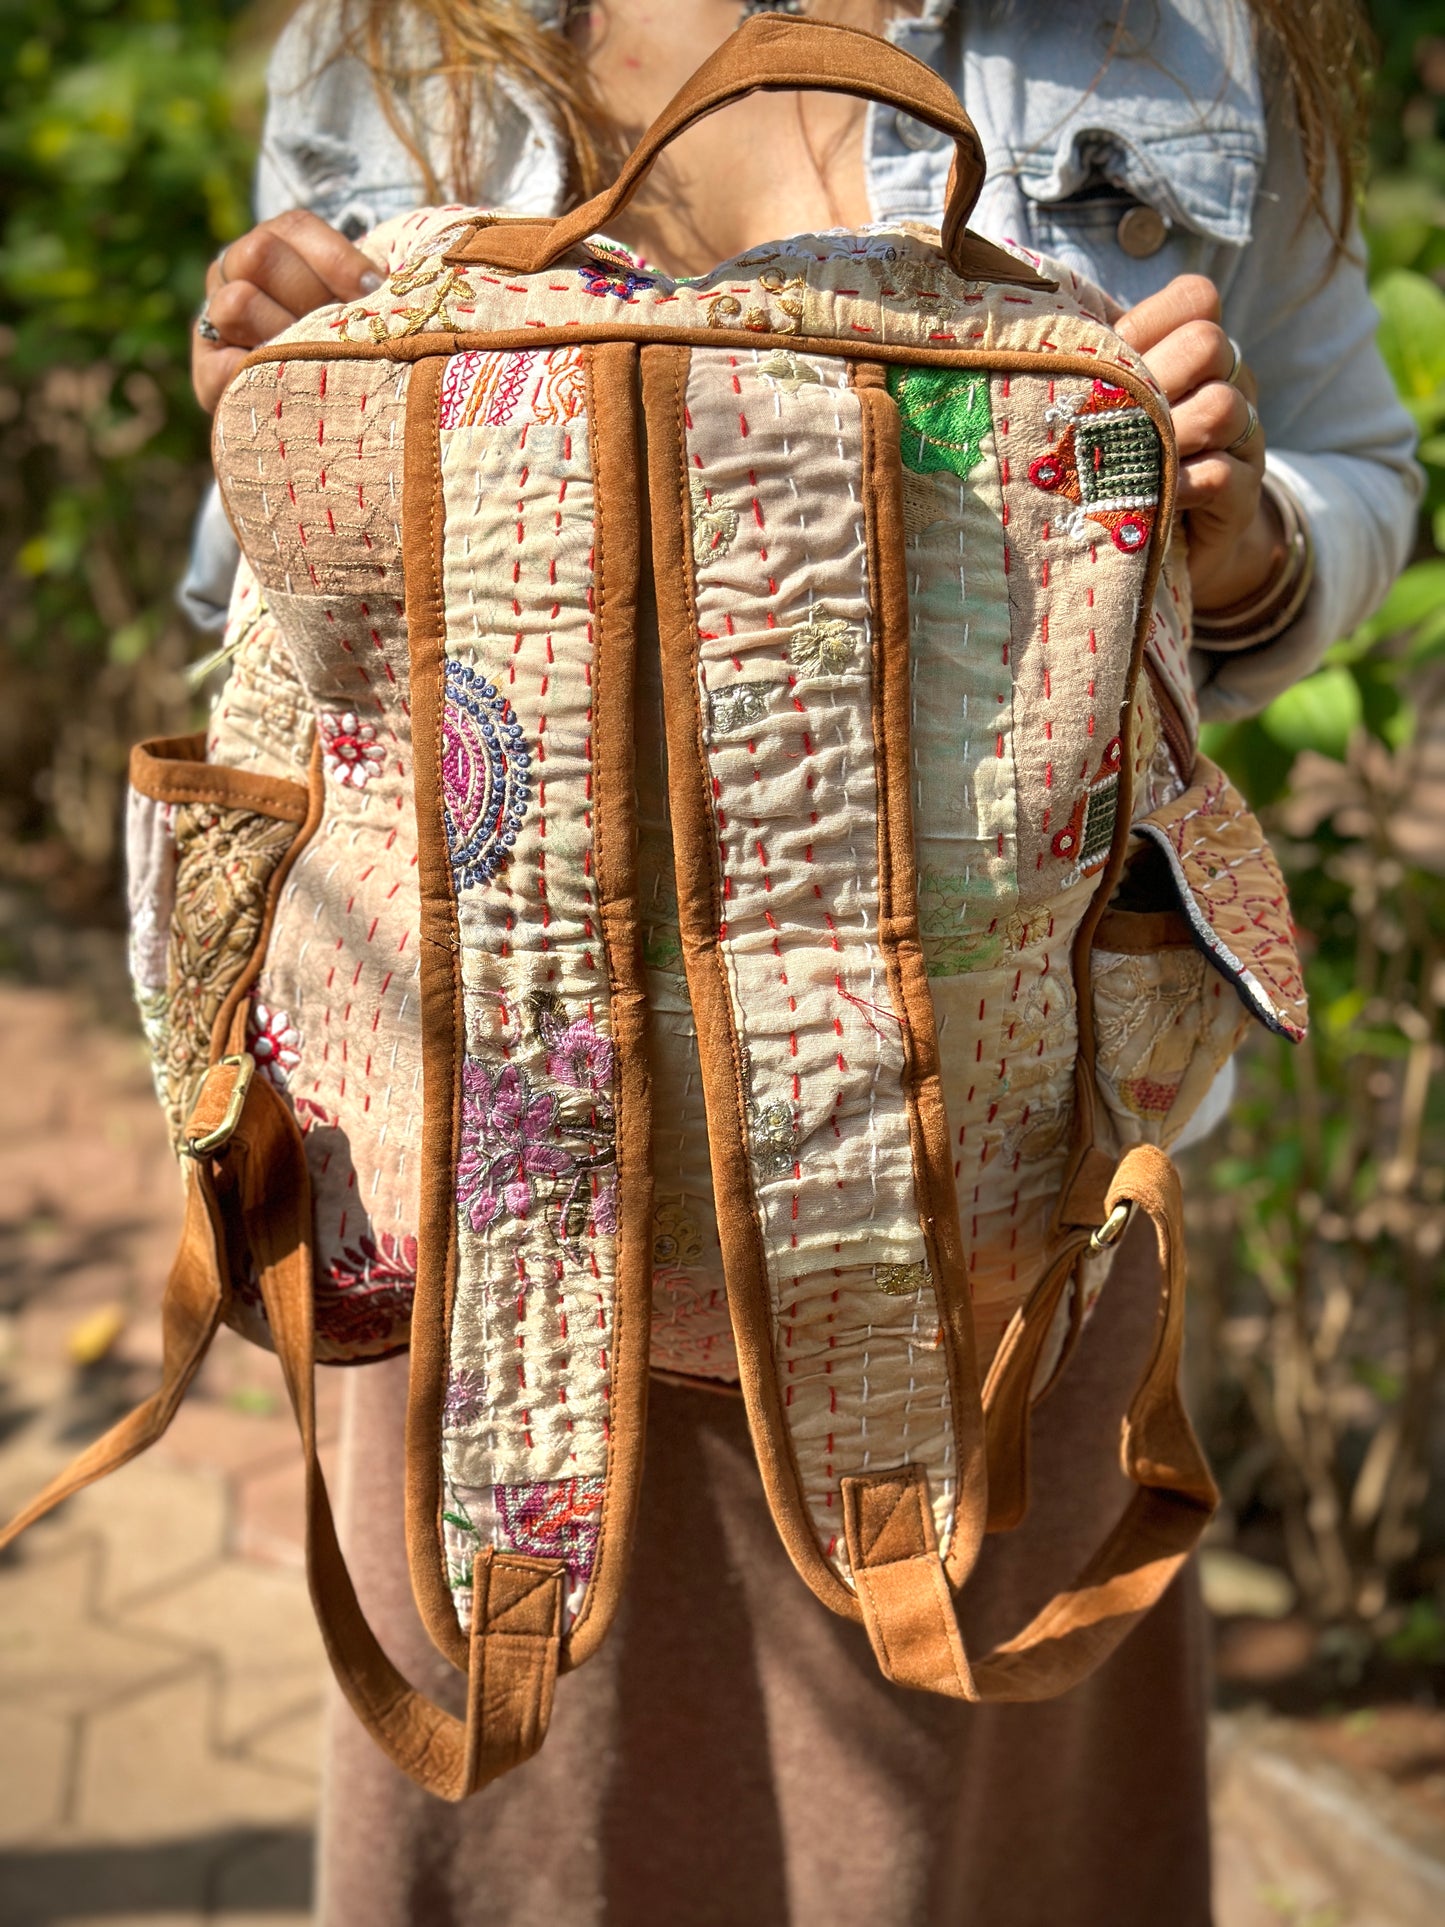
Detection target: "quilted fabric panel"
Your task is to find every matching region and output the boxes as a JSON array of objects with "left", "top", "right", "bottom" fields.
[
  {"left": 215, "top": 357, "right": 411, "bottom": 600},
  {"left": 1135, "top": 757, "right": 1308, "bottom": 1043},
  {"left": 212, "top": 375, "right": 421, "bottom": 1363},
  {"left": 677, "top": 344, "right": 958, "bottom": 1572},
  {"left": 429, "top": 347, "right": 620, "bottom": 1630}
]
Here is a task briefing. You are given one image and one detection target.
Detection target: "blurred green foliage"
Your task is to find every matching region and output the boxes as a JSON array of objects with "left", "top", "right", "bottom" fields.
[
  {"left": 0, "top": 0, "right": 261, "bottom": 871},
  {"left": 1193, "top": 1, "right": 1445, "bottom": 1636}
]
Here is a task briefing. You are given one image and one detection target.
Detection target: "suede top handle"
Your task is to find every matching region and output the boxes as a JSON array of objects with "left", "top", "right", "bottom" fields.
[{"left": 443, "top": 14, "right": 989, "bottom": 278}]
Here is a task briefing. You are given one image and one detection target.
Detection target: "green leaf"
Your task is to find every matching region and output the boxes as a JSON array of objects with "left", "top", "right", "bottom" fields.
[
  {"left": 1322, "top": 988, "right": 1367, "bottom": 1035},
  {"left": 1384, "top": 1600, "right": 1445, "bottom": 1667},
  {"left": 1341, "top": 559, "right": 1445, "bottom": 659},
  {"left": 1374, "top": 268, "right": 1445, "bottom": 428},
  {"left": 1260, "top": 668, "right": 1363, "bottom": 762},
  {"left": 1199, "top": 717, "right": 1296, "bottom": 807}
]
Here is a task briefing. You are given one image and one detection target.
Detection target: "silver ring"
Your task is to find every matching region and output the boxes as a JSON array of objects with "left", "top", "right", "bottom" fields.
[
  {"left": 195, "top": 305, "right": 223, "bottom": 345},
  {"left": 1225, "top": 396, "right": 1260, "bottom": 454},
  {"left": 1223, "top": 333, "right": 1244, "bottom": 388},
  {"left": 214, "top": 245, "right": 232, "bottom": 286}
]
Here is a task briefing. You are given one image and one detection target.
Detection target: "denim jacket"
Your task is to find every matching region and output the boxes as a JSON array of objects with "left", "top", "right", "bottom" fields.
[{"left": 184, "top": 0, "right": 1420, "bottom": 722}]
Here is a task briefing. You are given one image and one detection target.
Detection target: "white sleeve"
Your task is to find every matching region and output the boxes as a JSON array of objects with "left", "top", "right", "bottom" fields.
[{"left": 1201, "top": 86, "right": 1422, "bottom": 720}]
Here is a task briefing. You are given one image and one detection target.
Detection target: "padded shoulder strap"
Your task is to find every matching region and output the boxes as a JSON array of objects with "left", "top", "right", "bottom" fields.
[
  {"left": 841, "top": 1145, "right": 1218, "bottom": 1702},
  {"left": 0, "top": 1061, "right": 563, "bottom": 1801}
]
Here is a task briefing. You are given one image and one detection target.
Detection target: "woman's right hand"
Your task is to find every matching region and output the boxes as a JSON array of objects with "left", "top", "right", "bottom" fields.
[{"left": 192, "top": 209, "right": 384, "bottom": 414}]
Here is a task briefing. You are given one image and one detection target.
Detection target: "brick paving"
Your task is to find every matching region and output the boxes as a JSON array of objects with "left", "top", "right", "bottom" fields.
[
  {"left": 0, "top": 982, "right": 332, "bottom": 1924},
  {"left": 1, "top": 975, "right": 1440, "bottom": 1925}
]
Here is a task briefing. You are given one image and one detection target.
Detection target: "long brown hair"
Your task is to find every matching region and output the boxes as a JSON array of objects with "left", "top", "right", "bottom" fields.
[
  {"left": 336, "top": 0, "right": 623, "bottom": 204},
  {"left": 340, "top": 0, "right": 1372, "bottom": 247}
]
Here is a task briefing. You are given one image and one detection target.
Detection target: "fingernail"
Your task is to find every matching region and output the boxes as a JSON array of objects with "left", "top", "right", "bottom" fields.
[{"left": 358, "top": 269, "right": 383, "bottom": 293}]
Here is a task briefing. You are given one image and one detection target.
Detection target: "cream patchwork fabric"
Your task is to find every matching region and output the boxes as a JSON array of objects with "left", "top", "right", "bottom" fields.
[
  {"left": 432, "top": 346, "right": 619, "bottom": 1629},
  {"left": 209, "top": 360, "right": 423, "bottom": 1362},
  {"left": 676, "top": 346, "right": 957, "bottom": 1570}
]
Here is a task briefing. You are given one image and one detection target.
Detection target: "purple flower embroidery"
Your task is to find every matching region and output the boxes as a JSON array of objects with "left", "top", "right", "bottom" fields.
[
  {"left": 578, "top": 262, "right": 653, "bottom": 303},
  {"left": 590, "top": 1175, "right": 618, "bottom": 1238},
  {"left": 443, "top": 1366, "right": 489, "bottom": 1429},
  {"left": 457, "top": 1059, "right": 576, "bottom": 1234},
  {"left": 543, "top": 1015, "right": 614, "bottom": 1093}
]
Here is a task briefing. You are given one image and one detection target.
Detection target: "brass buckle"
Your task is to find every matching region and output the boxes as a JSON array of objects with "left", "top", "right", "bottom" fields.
[
  {"left": 1089, "top": 1200, "right": 1133, "bottom": 1254},
  {"left": 185, "top": 1052, "right": 256, "bottom": 1158}
]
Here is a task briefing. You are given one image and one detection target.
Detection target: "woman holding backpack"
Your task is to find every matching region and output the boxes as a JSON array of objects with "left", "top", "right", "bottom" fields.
[{"left": 183, "top": 3, "right": 1417, "bottom": 1922}]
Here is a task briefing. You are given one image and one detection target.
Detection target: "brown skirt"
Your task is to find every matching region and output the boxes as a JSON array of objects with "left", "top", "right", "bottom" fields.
[{"left": 317, "top": 1217, "right": 1213, "bottom": 1926}]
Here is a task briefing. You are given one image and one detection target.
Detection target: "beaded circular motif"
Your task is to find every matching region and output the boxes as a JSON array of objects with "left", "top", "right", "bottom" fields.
[{"left": 442, "top": 661, "right": 531, "bottom": 891}]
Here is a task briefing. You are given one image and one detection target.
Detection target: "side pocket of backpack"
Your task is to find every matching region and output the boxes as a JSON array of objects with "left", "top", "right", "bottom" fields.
[
  {"left": 1090, "top": 753, "right": 1307, "bottom": 1154},
  {"left": 126, "top": 733, "right": 316, "bottom": 1149}
]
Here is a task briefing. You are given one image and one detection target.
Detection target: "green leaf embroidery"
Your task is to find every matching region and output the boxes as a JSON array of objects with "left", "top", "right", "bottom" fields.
[{"left": 887, "top": 366, "right": 993, "bottom": 481}]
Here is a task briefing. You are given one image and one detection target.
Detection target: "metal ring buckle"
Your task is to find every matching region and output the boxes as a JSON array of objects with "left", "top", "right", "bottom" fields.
[
  {"left": 185, "top": 1052, "right": 256, "bottom": 1158},
  {"left": 1089, "top": 1200, "right": 1133, "bottom": 1253}
]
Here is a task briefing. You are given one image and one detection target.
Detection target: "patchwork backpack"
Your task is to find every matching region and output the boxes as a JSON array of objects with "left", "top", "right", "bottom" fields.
[{"left": 3, "top": 17, "right": 1306, "bottom": 1798}]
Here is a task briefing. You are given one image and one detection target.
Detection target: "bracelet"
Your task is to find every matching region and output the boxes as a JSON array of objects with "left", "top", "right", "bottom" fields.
[{"left": 1192, "top": 473, "right": 1315, "bottom": 654}]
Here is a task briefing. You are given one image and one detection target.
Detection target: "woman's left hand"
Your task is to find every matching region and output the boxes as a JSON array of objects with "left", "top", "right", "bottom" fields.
[{"left": 1115, "top": 274, "right": 1283, "bottom": 614}]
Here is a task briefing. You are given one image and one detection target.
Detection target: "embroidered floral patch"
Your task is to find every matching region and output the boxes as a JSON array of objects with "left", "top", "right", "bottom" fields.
[
  {"left": 456, "top": 999, "right": 617, "bottom": 1252},
  {"left": 445, "top": 1477, "right": 606, "bottom": 1602},
  {"left": 875, "top": 1259, "right": 931, "bottom": 1298},
  {"left": 1133, "top": 758, "right": 1308, "bottom": 1042},
  {"left": 160, "top": 803, "right": 300, "bottom": 1146},
  {"left": 497, "top": 1478, "right": 605, "bottom": 1585},
  {"left": 652, "top": 1199, "right": 705, "bottom": 1271},
  {"left": 1028, "top": 380, "right": 1161, "bottom": 554},
  {"left": 442, "top": 1365, "right": 489, "bottom": 1430},
  {"left": 246, "top": 1228, "right": 412, "bottom": 1363},
  {"left": 457, "top": 1060, "right": 574, "bottom": 1233},
  {"left": 888, "top": 365, "right": 993, "bottom": 481},
  {"left": 689, "top": 477, "right": 739, "bottom": 562},
  {"left": 248, "top": 1000, "right": 302, "bottom": 1088},
  {"left": 788, "top": 613, "right": 861, "bottom": 677},
  {"left": 578, "top": 261, "right": 653, "bottom": 302},
  {"left": 305, "top": 1230, "right": 417, "bottom": 1356},
  {"left": 442, "top": 660, "right": 532, "bottom": 892},
  {"left": 319, "top": 710, "right": 384, "bottom": 788},
  {"left": 707, "top": 683, "right": 769, "bottom": 737},
  {"left": 757, "top": 349, "right": 824, "bottom": 394},
  {"left": 749, "top": 1097, "right": 798, "bottom": 1181}
]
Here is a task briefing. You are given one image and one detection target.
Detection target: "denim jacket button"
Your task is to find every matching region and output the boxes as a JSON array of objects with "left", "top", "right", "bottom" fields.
[
  {"left": 1117, "top": 204, "right": 1170, "bottom": 258},
  {"left": 893, "top": 109, "right": 946, "bottom": 152}
]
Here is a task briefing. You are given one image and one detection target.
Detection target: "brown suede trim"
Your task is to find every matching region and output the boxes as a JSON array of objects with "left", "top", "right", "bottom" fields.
[
  {"left": 1144, "top": 654, "right": 1198, "bottom": 787},
  {"left": 1054, "top": 376, "right": 1179, "bottom": 1234},
  {"left": 212, "top": 739, "right": 326, "bottom": 1066},
  {"left": 236, "top": 1071, "right": 564, "bottom": 1798},
  {"left": 243, "top": 338, "right": 1158, "bottom": 385},
  {"left": 842, "top": 1145, "right": 1218, "bottom": 1703},
  {"left": 131, "top": 734, "right": 310, "bottom": 823},
  {"left": 1093, "top": 907, "right": 1195, "bottom": 953},
  {"left": 562, "top": 342, "right": 653, "bottom": 1669},
  {"left": 395, "top": 355, "right": 473, "bottom": 1677},
  {"left": 854, "top": 365, "right": 988, "bottom": 1596},
  {"left": 442, "top": 17, "right": 991, "bottom": 279},
  {"left": 641, "top": 342, "right": 859, "bottom": 1623},
  {"left": 978, "top": 1237, "right": 1089, "bottom": 1533}
]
